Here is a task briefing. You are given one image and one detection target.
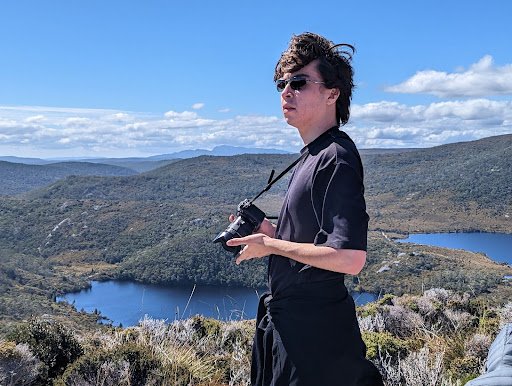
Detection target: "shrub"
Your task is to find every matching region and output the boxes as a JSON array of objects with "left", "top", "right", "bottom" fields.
[
  {"left": 499, "top": 302, "right": 512, "bottom": 327},
  {"left": 0, "top": 340, "right": 43, "bottom": 386},
  {"left": 465, "top": 333, "right": 492, "bottom": 360},
  {"left": 7, "top": 317, "right": 83, "bottom": 382},
  {"left": 362, "top": 331, "right": 408, "bottom": 360},
  {"left": 446, "top": 355, "right": 482, "bottom": 381},
  {"left": 191, "top": 315, "right": 222, "bottom": 341},
  {"left": 377, "top": 293, "right": 395, "bottom": 306},
  {"left": 400, "top": 347, "right": 444, "bottom": 386},
  {"left": 55, "top": 342, "right": 159, "bottom": 386},
  {"left": 382, "top": 305, "right": 424, "bottom": 337}
]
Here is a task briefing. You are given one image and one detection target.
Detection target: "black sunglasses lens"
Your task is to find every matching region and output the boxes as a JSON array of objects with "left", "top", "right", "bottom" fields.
[
  {"left": 276, "top": 80, "right": 286, "bottom": 92},
  {"left": 276, "top": 78, "right": 308, "bottom": 92},
  {"left": 290, "top": 79, "right": 307, "bottom": 90}
]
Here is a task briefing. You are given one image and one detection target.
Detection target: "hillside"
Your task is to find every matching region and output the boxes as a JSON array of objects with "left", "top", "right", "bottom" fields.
[
  {"left": 73, "top": 158, "right": 178, "bottom": 173},
  {"left": 365, "top": 134, "right": 512, "bottom": 206},
  {"left": 0, "top": 134, "right": 511, "bottom": 332},
  {"left": 23, "top": 134, "right": 512, "bottom": 232},
  {"left": 364, "top": 134, "right": 512, "bottom": 233},
  {"left": 0, "top": 161, "right": 138, "bottom": 196},
  {"left": 25, "top": 134, "right": 511, "bottom": 206},
  {"left": 26, "top": 154, "right": 295, "bottom": 204}
]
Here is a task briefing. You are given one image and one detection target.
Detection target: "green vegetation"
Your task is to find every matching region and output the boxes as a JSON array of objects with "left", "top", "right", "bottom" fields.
[
  {"left": 358, "top": 288, "right": 512, "bottom": 385},
  {"left": 2, "top": 290, "right": 510, "bottom": 385},
  {"left": 1, "top": 135, "right": 511, "bottom": 330},
  {"left": 7, "top": 318, "right": 83, "bottom": 384},
  {"left": 0, "top": 134, "right": 511, "bottom": 384}
]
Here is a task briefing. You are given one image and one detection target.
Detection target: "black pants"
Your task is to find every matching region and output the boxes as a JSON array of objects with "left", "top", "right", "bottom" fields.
[{"left": 251, "top": 280, "right": 383, "bottom": 386}]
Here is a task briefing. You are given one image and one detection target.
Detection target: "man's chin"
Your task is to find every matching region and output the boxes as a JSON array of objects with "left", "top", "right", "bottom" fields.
[{"left": 283, "top": 112, "right": 296, "bottom": 124}]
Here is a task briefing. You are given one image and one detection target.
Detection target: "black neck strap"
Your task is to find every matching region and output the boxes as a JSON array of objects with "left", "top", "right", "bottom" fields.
[
  {"left": 249, "top": 149, "right": 309, "bottom": 204},
  {"left": 249, "top": 125, "right": 340, "bottom": 204}
]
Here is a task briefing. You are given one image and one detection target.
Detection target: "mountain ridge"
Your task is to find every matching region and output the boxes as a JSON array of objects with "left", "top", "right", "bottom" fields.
[
  {"left": 23, "top": 134, "right": 511, "bottom": 210},
  {"left": 0, "top": 161, "right": 138, "bottom": 196}
]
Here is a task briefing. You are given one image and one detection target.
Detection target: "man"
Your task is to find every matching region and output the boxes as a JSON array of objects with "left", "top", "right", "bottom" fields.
[{"left": 226, "top": 32, "right": 383, "bottom": 386}]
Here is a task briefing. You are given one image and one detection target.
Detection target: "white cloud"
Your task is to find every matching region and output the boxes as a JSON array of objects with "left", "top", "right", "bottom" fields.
[
  {"left": 192, "top": 103, "right": 205, "bottom": 110},
  {"left": 164, "top": 110, "right": 198, "bottom": 120},
  {"left": 349, "top": 99, "right": 512, "bottom": 148},
  {"left": 218, "top": 108, "right": 231, "bottom": 113},
  {"left": 103, "top": 112, "right": 135, "bottom": 122},
  {"left": 64, "top": 117, "right": 91, "bottom": 127},
  {"left": 25, "top": 115, "right": 45, "bottom": 123},
  {"left": 0, "top": 99, "right": 511, "bottom": 157},
  {"left": 386, "top": 55, "right": 512, "bottom": 97}
]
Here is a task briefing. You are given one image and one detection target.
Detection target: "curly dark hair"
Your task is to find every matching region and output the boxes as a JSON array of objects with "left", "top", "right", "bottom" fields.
[{"left": 274, "top": 32, "right": 355, "bottom": 125}]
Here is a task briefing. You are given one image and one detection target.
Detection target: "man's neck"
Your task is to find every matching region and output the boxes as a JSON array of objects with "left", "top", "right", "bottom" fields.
[{"left": 298, "top": 121, "right": 338, "bottom": 145}]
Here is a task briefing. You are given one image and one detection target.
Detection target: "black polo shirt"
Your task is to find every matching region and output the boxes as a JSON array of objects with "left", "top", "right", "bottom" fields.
[{"left": 268, "top": 127, "right": 369, "bottom": 296}]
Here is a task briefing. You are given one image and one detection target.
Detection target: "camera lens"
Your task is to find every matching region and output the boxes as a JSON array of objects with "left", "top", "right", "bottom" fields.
[
  {"left": 213, "top": 201, "right": 266, "bottom": 256},
  {"left": 213, "top": 215, "right": 256, "bottom": 254}
]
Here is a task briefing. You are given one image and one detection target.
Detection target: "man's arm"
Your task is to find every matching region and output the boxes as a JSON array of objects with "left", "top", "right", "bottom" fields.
[{"left": 226, "top": 233, "right": 366, "bottom": 275}]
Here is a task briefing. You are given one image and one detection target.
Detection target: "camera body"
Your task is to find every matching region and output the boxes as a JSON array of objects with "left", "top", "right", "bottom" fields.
[{"left": 213, "top": 199, "right": 266, "bottom": 255}]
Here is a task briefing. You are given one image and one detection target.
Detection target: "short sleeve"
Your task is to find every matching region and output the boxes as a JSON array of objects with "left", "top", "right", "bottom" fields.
[{"left": 312, "top": 160, "right": 369, "bottom": 251}]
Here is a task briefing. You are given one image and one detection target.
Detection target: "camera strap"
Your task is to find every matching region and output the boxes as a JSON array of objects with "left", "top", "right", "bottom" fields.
[{"left": 249, "top": 149, "right": 309, "bottom": 204}]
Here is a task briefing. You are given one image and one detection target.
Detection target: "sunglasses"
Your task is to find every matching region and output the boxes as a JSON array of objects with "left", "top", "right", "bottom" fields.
[{"left": 275, "top": 76, "right": 325, "bottom": 92}]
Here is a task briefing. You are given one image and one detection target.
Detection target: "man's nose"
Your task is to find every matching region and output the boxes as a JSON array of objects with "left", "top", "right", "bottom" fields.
[{"left": 281, "top": 84, "right": 293, "bottom": 98}]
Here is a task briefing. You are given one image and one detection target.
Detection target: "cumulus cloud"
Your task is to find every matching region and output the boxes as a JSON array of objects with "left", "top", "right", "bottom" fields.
[
  {"left": 1, "top": 99, "right": 511, "bottom": 157},
  {"left": 386, "top": 55, "right": 512, "bottom": 97},
  {"left": 0, "top": 105, "right": 300, "bottom": 157},
  {"left": 192, "top": 102, "right": 205, "bottom": 110},
  {"left": 164, "top": 110, "right": 198, "bottom": 120},
  {"left": 349, "top": 99, "right": 512, "bottom": 148}
]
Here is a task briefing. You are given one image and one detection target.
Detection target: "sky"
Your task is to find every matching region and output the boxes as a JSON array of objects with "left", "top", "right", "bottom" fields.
[{"left": 1, "top": 0, "right": 511, "bottom": 158}]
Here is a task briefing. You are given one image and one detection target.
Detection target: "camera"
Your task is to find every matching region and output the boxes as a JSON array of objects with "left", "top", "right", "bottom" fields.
[{"left": 213, "top": 199, "right": 266, "bottom": 255}]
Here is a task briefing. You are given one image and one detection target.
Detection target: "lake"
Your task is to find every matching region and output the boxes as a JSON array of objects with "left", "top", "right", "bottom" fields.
[
  {"left": 57, "top": 281, "right": 377, "bottom": 327},
  {"left": 59, "top": 232, "right": 512, "bottom": 327},
  {"left": 396, "top": 232, "right": 512, "bottom": 265}
]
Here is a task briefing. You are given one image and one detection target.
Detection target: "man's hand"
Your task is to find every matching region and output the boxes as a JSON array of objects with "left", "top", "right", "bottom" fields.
[
  {"left": 256, "top": 218, "right": 276, "bottom": 237},
  {"left": 228, "top": 215, "right": 276, "bottom": 238},
  {"left": 226, "top": 233, "right": 273, "bottom": 265}
]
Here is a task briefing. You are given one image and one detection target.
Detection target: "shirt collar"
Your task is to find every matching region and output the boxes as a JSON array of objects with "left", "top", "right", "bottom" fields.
[{"left": 301, "top": 126, "right": 340, "bottom": 155}]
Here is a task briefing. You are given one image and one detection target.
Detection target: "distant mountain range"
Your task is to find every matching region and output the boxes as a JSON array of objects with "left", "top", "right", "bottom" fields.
[
  {"left": 0, "top": 145, "right": 415, "bottom": 171},
  {"left": 0, "top": 145, "right": 291, "bottom": 167},
  {"left": 147, "top": 145, "right": 292, "bottom": 160},
  {"left": 23, "top": 134, "right": 510, "bottom": 209},
  {"left": 0, "top": 145, "right": 419, "bottom": 195},
  {"left": 0, "top": 146, "right": 294, "bottom": 195},
  {"left": 1, "top": 137, "right": 510, "bottom": 202}
]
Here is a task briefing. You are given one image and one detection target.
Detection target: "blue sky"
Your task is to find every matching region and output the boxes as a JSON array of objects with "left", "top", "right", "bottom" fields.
[{"left": 1, "top": 0, "right": 511, "bottom": 158}]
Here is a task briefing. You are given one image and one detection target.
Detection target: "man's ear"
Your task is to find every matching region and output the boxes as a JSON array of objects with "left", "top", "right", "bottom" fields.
[{"left": 327, "top": 88, "right": 340, "bottom": 105}]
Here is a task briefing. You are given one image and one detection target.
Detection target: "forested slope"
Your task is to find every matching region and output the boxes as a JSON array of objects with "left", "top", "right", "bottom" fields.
[{"left": 1, "top": 135, "right": 511, "bottom": 330}]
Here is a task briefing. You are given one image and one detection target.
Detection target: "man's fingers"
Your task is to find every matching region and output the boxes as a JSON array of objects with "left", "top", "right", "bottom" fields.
[
  {"left": 235, "top": 246, "right": 251, "bottom": 265},
  {"left": 226, "top": 236, "right": 251, "bottom": 246},
  {"left": 227, "top": 234, "right": 265, "bottom": 249}
]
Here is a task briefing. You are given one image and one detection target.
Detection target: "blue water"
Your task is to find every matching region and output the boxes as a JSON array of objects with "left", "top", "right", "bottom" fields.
[
  {"left": 57, "top": 232, "right": 512, "bottom": 326},
  {"left": 57, "top": 281, "right": 376, "bottom": 327},
  {"left": 396, "top": 232, "right": 512, "bottom": 264}
]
